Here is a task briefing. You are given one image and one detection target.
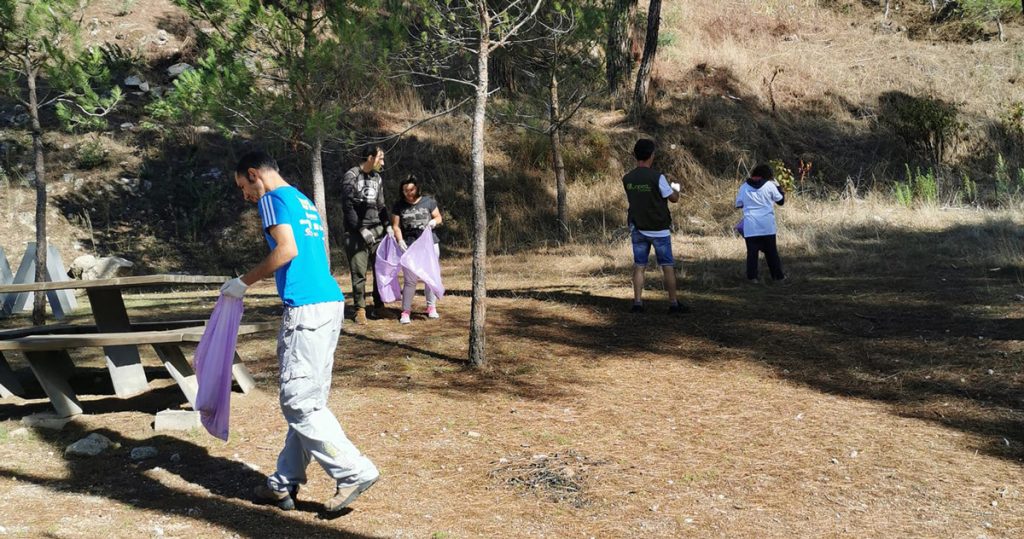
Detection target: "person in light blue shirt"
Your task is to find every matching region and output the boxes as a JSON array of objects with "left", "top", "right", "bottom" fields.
[{"left": 221, "top": 151, "right": 379, "bottom": 513}]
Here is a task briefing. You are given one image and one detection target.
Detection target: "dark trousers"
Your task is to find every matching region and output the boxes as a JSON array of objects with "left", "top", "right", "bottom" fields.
[
  {"left": 344, "top": 234, "right": 382, "bottom": 309},
  {"left": 745, "top": 235, "right": 784, "bottom": 280}
]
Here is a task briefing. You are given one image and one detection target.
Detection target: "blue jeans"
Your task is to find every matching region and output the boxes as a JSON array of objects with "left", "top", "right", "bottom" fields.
[{"left": 631, "top": 228, "right": 674, "bottom": 266}]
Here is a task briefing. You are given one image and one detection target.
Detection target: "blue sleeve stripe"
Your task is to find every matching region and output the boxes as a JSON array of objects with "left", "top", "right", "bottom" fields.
[{"left": 258, "top": 196, "right": 278, "bottom": 227}]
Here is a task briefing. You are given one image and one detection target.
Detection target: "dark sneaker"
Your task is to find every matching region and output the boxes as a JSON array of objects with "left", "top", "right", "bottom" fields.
[
  {"left": 254, "top": 484, "right": 298, "bottom": 511},
  {"left": 325, "top": 477, "right": 378, "bottom": 512},
  {"left": 630, "top": 304, "right": 644, "bottom": 313},
  {"left": 668, "top": 303, "right": 690, "bottom": 314}
]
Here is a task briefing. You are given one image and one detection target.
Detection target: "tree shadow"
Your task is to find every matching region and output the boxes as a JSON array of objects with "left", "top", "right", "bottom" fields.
[
  {"left": 470, "top": 219, "right": 1024, "bottom": 462},
  {"left": 1, "top": 425, "right": 384, "bottom": 538}
]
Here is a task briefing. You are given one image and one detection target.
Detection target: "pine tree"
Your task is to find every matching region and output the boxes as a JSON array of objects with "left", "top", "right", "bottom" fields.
[{"left": 0, "top": 0, "right": 121, "bottom": 324}]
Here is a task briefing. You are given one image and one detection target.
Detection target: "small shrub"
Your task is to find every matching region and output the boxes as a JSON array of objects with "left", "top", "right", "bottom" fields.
[
  {"left": 895, "top": 164, "right": 938, "bottom": 206},
  {"left": 913, "top": 168, "right": 938, "bottom": 205},
  {"left": 76, "top": 138, "right": 109, "bottom": 170},
  {"left": 1001, "top": 101, "right": 1024, "bottom": 138},
  {"left": 994, "top": 153, "right": 1015, "bottom": 202},
  {"left": 114, "top": 0, "right": 135, "bottom": 16},
  {"left": 962, "top": 173, "right": 978, "bottom": 204},
  {"left": 769, "top": 159, "right": 795, "bottom": 193},
  {"left": 894, "top": 182, "right": 914, "bottom": 207},
  {"left": 880, "top": 92, "right": 964, "bottom": 165}
]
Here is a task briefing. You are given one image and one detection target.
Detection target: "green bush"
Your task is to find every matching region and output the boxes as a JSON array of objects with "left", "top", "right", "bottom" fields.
[
  {"left": 769, "top": 159, "right": 795, "bottom": 193},
  {"left": 895, "top": 164, "right": 938, "bottom": 206},
  {"left": 1002, "top": 101, "right": 1024, "bottom": 138},
  {"left": 75, "top": 138, "right": 109, "bottom": 170},
  {"left": 880, "top": 92, "right": 964, "bottom": 165}
]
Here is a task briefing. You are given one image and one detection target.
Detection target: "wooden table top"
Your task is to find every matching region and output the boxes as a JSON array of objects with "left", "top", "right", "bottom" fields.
[{"left": 0, "top": 274, "right": 229, "bottom": 294}]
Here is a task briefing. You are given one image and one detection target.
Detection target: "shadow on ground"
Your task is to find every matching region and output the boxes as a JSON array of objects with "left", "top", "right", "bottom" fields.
[{"left": 0, "top": 424, "right": 382, "bottom": 538}]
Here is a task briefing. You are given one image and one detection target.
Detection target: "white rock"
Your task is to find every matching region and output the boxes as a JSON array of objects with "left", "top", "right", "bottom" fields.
[
  {"left": 68, "top": 254, "right": 98, "bottom": 279},
  {"left": 124, "top": 75, "right": 145, "bottom": 87},
  {"left": 849, "top": 450, "right": 858, "bottom": 458},
  {"left": 66, "top": 433, "right": 113, "bottom": 457},
  {"left": 166, "top": 63, "right": 194, "bottom": 78},
  {"left": 82, "top": 256, "right": 134, "bottom": 280},
  {"left": 21, "top": 412, "right": 70, "bottom": 430},
  {"left": 467, "top": 431, "right": 481, "bottom": 438}
]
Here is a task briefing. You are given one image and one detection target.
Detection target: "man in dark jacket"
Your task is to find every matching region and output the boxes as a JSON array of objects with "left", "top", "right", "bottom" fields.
[
  {"left": 341, "top": 146, "right": 389, "bottom": 324},
  {"left": 622, "top": 138, "right": 685, "bottom": 314}
]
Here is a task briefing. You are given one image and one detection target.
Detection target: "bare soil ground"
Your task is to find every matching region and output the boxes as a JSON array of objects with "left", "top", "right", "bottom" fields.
[{"left": 1, "top": 203, "right": 1023, "bottom": 538}]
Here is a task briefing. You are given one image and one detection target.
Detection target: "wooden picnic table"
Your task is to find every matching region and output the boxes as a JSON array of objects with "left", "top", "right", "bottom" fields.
[
  {"left": 0, "top": 275, "right": 228, "bottom": 399},
  {"left": 0, "top": 275, "right": 274, "bottom": 417}
]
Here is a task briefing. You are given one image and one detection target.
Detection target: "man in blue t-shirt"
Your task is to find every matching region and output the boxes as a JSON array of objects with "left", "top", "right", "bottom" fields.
[{"left": 221, "top": 151, "right": 379, "bottom": 513}]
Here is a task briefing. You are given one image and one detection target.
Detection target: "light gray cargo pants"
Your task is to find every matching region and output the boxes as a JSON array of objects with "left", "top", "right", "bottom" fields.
[{"left": 267, "top": 301, "right": 378, "bottom": 491}]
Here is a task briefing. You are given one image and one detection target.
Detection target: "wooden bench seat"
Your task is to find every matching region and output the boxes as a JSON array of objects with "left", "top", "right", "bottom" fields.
[{"left": 0, "top": 321, "right": 275, "bottom": 417}]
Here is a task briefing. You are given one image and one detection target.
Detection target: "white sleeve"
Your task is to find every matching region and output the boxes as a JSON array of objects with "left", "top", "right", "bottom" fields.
[
  {"left": 769, "top": 183, "right": 783, "bottom": 202},
  {"left": 658, "top": 175, "right": 673, "bottom": 198}
]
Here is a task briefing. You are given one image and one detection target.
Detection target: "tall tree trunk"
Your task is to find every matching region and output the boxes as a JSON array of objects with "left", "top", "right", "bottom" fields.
[
  {"left": 310, "top": 135, "right": 330, "bottom": 264},
  {"left": 25, "top": 60, "right": 47, "bottom": 326},
  {"left": 468, "top": 3, "right": 491, "bottom": 367},
  {"left": 632, "top": 0, "right": 663, "bottom": 119},
  {"left": 549, "top": 67, "right": 568, "bottom": 242},
  {"left": 606, "top": 0, "right": 638, "bottom": 102}
]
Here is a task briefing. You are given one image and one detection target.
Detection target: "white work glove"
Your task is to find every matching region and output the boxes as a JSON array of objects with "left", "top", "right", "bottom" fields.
[
  {"left": 220, "top": 277, "right": 248, "bottom": 298},
  {"left": 398, "top": 239, "right": 408, "bottom": 251},
  {"left": 427, "top": 218, "right": 438, "bottom": 229},
  {"left": 358, "top": 227, "right": 376, "bottom": 245},
  {"left": 670, "top": 182, "right": 681, "bottom": 193}
]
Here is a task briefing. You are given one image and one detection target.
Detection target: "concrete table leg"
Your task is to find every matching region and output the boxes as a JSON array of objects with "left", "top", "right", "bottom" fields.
[
  {"left": 24, "top": 350, "right": 83, "bottom": 417},
  {"left": 0, "top": 351, "right": 25, "bottom": 398},
  {"left": 231, "top": 352, "right": 256, "bottom": 394},
  {"left": 152, "top": 344, "right": 197, "bottom": 408},
  {"left": 87, "top": 287, "right": 149, "bottom": 398}
]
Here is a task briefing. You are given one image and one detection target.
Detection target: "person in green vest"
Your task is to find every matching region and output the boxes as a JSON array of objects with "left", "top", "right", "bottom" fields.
[{"left": 622, "top": 138, "right": 686, "bottom": 314}]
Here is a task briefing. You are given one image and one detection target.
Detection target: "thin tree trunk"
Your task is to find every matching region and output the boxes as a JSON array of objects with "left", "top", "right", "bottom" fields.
[
  {"left": 632, "top": 0, "right": 662, "bottom": 119},
  {"left": 310, "top": 135, "right": 330, "bottom": 264},
  {"left": 606, "top": 0, "right": 638, "bottom": 102},
  {"left": 549, "top": 67, "right": 568, "bottom": 242},
  {"left": 25, "top": 58, "right": 47, "bottom": 326},
  {"left": 468, "top": 2, "right": 491, "bottom": 367},
  {"left": 884, "top": 0, "right": 892, "bottom": 20}
]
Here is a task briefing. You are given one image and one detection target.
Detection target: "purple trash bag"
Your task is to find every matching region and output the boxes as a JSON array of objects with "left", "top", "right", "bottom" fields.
[
  {"left": 399, "top": 227, "right": 445, "bottom": 299},
  {"left": 194, "top": 295, "right": 244, "bottom": 441},
  {"left": 375, "top": 235, "right": 403, "bottom": 304}
]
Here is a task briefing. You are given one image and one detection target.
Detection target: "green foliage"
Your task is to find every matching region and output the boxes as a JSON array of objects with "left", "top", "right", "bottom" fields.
[
  {"left": 0, "top": 1, "right": 121, "bottom": 132},
  {"left": 880, "top": 92, "right": 964, "bottom": 165},
  {"left": 893, "top": 181, "right": 914, "bottom": 207},
  {"left": 75, "top": 137, "right": 109, "bottom": 169},
  {"left": 895, "top": 164, "right": 938, "bottom": 206},
  {"left": 114, "top": 0, "right": 135, "bottom": 16},
  {"left": 1001, "top": 101, "right": 1024, "bottom": 138},
  {"left": 961, "top": 0, "right": 1019, "bottom": 21},
  {"left": 158, "top": 0, "right": 392, "bottom": 150},
  {"left": 994, "top": 153, "right": 1014, "bottom": 200},
  {"left": 961, "top": 173, "right": 978, "bottom": 204},
  {"left": 769, "top": 159, "right": 795, "bottom": 193}
]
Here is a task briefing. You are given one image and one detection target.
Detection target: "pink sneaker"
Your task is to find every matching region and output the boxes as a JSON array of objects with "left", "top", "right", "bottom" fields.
[
  {"left": 426, "top": 306, "right": 439, "bottom": 319},
  {"left": 399, "top": 311, "right": 411, "bottom": 324}
]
